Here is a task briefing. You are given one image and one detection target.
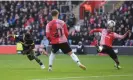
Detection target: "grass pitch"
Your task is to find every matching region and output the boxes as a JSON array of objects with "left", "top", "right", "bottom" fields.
[{"left": 0, "top": 54, "right": 133, "bottom": 80}]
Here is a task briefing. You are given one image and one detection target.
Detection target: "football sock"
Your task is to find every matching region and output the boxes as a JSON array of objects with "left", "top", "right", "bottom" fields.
[
  {"left": 114, "top": 58, "right": 120, "bottom": 65},
  {"left": 49, "top": 52, "right": 55, "bottom": 67},
  {"left": 70, "top": 53, "right": 81, "bottom": 66},
  {"left": 108, "top": 52, "right": 120, "bottom": 66},
  {"left": 34, "top": 56, "right": 43, "bottom": 66}
]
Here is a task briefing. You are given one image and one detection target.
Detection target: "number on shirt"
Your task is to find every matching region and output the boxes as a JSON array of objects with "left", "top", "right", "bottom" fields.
[{"left": 54, "top": 28, "right": 63, "bottom": 38}]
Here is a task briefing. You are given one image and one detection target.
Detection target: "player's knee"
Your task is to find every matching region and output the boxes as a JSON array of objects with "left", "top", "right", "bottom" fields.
[
  {"left": 113, "top": 55, "right": 118, "bottom": 59},
  {"left": 109, "top": 53, "right": 117, "bottom": 59},
  {"left": 68, "top": 51, "right": 72, "bottom": 56}
]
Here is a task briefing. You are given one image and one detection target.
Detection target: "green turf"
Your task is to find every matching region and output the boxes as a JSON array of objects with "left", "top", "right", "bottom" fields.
[{"left": 0, "top": 54, "right": 133, "bottom": 80}]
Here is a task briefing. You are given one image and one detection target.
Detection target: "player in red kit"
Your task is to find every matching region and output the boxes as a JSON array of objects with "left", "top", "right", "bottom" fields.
[
  {"left": 46, "top": 9, "right": 86, "bottom": 71},
  {"left": 89, "top": 20, "right": 130, "bottom": 69}
]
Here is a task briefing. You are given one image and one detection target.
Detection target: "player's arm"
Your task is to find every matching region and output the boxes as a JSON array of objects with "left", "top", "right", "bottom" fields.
[
  {"left": 89, "top": 28, "right": 103, "bottom": 34},
  {"left": 114, "top": 30, "right": 130, "bottom": 39},
  {"left": 46, "top": 23, "right": 51, "bottom": 41},
  {"left": 63, "top": 23, "right": 69, "bottom": 38},
  {"left": 14, "top": 35, "right": 20, "bottom": 39},
  {"left": 7, "top": 34, "right": 16, "bottom": 38},
  {"left": 8, "top": 34, "right": 19, "bottom": 41},
  {"left": 8, "top": 34, "right": 25, "bottom": 45}
]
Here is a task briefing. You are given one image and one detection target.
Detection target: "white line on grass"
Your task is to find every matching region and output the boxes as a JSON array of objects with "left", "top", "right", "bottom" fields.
[{"left": 32, "top": 74, "right": 133, "bottom": 80}]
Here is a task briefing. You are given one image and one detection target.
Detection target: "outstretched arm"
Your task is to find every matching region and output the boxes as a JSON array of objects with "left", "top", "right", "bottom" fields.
[
  {"left": 89, "top": 28, "right": 103, "bottom": 34},
  {"left": 114, "top": 30, "right": 130, "bottom": 39}
]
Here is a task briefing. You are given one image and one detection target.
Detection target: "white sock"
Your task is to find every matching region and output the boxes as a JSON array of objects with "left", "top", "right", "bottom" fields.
[
  {"left": 70, "top": 53, "right": 81, "bottom": 66},
  {"left": 49, "top": 51, "right": 55, "bottom": 67}
]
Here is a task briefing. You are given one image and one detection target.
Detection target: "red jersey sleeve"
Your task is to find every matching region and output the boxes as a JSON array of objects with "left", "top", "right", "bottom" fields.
[
  {"left": 63, "top": 23, "right": 69, "bottom": 38},
  {"left": 89, "top": 28, "right": 103, "bottom": 34},
  {"left": 114, "top": 32, "right": 129, "bottom": 39}
]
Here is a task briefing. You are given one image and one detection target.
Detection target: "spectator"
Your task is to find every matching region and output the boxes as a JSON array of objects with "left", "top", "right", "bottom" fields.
[
  {"left": 125, "top": 31, "right": 133, "bottom": 46},
  {"left": 0, "top": 1, "right": 133, "bottom": 46},
  {"left": 3, "top": 19, "right": 9, "bottom": 28},
  {"left": 76, "top": 41, "right": 85, "bottom": 54}
]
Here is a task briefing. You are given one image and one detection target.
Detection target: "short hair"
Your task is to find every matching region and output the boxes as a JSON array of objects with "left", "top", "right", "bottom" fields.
[{"left": 51, "top": 9, "right": 59, "bottom": 17}]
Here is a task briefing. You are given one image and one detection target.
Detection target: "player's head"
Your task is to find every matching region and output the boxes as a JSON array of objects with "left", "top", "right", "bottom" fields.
[
  {"left": 107, "top": 26, "right": 113, "bottom": 32},
  {"left": 51, "top": 9, "right": 59, "bottom": 19},
  {"left": 107, "top": 20, "right": 116, "bottom": 32}
]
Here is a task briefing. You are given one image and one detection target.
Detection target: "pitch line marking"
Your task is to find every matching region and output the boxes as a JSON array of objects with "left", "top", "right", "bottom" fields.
[{"left": 32, "top": 74, "right": 133, "bottom": 80}]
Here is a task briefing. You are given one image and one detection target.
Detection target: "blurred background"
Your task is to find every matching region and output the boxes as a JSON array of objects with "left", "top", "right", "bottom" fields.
[
  {"left": 0, "top": 1, "right": 133, "bottom": 80},
  {"left": 0, "top": 1, "right": 133, "bottom": 46}
]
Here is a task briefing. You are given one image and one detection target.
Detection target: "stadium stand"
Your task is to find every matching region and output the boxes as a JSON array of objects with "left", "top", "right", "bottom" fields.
[
  {"left": 69, "top": 1, "right": 133, "bottom": 46},
  {"left": 0, "top": 1, "right": 78, "bottom": 45},
  {"left": 0, "top": 1, "right": 133, "bottom": 46}
]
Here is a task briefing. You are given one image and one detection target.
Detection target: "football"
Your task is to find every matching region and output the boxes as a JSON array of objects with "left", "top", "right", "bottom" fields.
[{"left": 107, "top": 20, "right": 116, "bottom": 27}]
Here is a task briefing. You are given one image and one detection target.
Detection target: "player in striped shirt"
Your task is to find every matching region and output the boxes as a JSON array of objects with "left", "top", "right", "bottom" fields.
[{"left": 89, "top": 20, "right": 130, "bottom": 69}]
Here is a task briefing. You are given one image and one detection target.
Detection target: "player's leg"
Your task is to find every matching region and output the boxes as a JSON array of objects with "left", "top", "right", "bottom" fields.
[
  {"left": 36, "top": 46, "right": 48, "bottom": 57},
  {"left": 95, "top": 45, "right": 121, "bottom": 69},
  {"left": 34, "top": 56, "right": 45, "bottom": 69},
  {"left": 35, "top": 47, "right": 41, "bottom": 57},
  {"left": 41, "top": 47, "right": 48, "bottom": 56},
  {"left": 68, "top": 51, "right": 86, "bottom": 70},
  {"left": 107, "top": 48, "right": 121, "bottom": 69},
  {"left": 61, "top": 43, "right": 86, "bottom": 70},
  {"left": 27, "top": 50, "right": 45, "bottom": 69},
  {"left": 48, "top": 51, "right": 55, "bottom": 71},
  {"left": 48, "top": 44, "right": 59, "bottom": 71},
  {"left": 21, "top": 44, "right": 29, "bottom": 55}
]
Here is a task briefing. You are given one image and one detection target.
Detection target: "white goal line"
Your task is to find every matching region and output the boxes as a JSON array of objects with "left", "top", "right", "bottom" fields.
[{"left": 32, "top": 74, "right": 133, "bottom": 80}]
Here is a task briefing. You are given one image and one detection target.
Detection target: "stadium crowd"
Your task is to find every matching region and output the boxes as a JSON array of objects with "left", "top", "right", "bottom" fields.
[
  {"left": 0, "top": 1, "right": 77, "bottom": 45},
  {"left": 0, "top": 1, "right": 133, "bottom": 46},
  {"left": 70, "top": 1, "right": 133, "bottom": 46}
]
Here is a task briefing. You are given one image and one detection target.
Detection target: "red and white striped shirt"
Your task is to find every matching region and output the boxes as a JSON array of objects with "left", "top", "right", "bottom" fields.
[
  {"left": 46, "top": 19, "right": 68, "bottom": 44},
  {"left": 90, "top": 28, "right": 128, "bottom": 47}
]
